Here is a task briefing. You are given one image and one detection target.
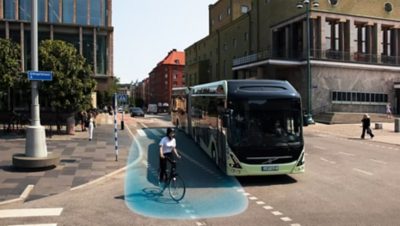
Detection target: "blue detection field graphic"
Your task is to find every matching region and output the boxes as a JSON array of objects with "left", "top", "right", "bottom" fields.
[{"left": 124, "top": 128, "right": 248, "bottom": 219}]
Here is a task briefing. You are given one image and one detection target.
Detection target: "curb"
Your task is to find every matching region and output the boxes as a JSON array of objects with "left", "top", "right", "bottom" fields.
[{"left": 0, "top": 185, "right": 34, "bottom": 206}]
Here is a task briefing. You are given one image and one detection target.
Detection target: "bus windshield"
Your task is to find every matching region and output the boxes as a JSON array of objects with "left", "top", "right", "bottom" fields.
[{"left": 228, "top": 98, "right": 302, "bottom": 148}]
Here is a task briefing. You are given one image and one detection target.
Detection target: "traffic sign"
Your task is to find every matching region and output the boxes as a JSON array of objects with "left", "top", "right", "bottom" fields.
[
  {"left": 28, "top": 71, "right": 53, "bottom": 81},
  {"left": 118, "top": 94, "right": 127, "bottom": 102}
]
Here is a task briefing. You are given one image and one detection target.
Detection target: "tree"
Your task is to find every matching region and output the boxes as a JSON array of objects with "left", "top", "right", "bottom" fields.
[
  {"left": 38, "top": 40, "right": 96, "bottom": 113},
  {"left": 0, "top": 38, "right": 21, "bottom": 111}
]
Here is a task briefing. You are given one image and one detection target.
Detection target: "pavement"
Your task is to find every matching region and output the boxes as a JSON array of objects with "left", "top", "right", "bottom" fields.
[
  {"left": 303, "top": 120, "right": 400, "bottom": 146},
  {"left": 0, "top": 113, "right": 133, "bottom": 205},
  {"left": 1, "top": 114, "right": 400, "bottom": 206}
]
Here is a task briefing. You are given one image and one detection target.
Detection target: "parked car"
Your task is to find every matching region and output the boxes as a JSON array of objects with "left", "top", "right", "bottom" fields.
[{"left": 131, "top": 107, "right": 145, "bottom": 117}]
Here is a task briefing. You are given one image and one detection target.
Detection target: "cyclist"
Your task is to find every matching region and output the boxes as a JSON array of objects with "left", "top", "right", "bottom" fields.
[{"left": 159, "top": 128, "right": 181, "bottom": 183}]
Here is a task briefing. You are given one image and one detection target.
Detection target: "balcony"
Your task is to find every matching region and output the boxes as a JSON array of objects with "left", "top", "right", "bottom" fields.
[{"left": 232, "top": 49, "right": 400, "bottom": 67}]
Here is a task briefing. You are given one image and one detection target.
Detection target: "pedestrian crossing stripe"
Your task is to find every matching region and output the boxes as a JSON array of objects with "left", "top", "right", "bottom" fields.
[{"left": 0, "top": 208, "right": 63, "bottom": 219}]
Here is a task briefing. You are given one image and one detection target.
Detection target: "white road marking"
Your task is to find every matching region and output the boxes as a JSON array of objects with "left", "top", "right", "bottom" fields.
[
  {"left": 243, "top": 193, "right": 250, "bottom": 196},
  {"left": 271, "top": 211, "right": 283, "bottom": 216},
  {"left": 256, "top": 201, "right": 265, "bottom": 205},
  {"left": 320, "top": 157, "right": 336, "bottom": 164},
  {"left": 353, "top": 168, "right": 373, "bottom": 176},
  {"left": 0, "top": 208, "right": 63, "bottom": 219},
  {"left": 338, "top": 152, "right": 355, "bottom": 156},
  {"left": 196, "top": 222, "right": 207, "bottom": 226},
  {"left": 263, "top": 206, "right": 273, "bottom": 210},
  {"left": 291, "top": 224, "right": 302, "bottom": 226},
  {"left": 137, "top": 129, "right": 146, "bottom": 137},
  {"left": 281, "top": 217, "right": 292, "bottom": 222},
  {"left": 369, "top": 159, "right": 387, "bottom": 165},
  {"left": 249, "top": 196, "right": 258, "bottom": 200}
]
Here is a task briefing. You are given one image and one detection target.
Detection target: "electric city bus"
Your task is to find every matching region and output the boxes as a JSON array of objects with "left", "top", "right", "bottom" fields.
[{"left": 178, "top": 80, "right": 305, "bottom": 176}]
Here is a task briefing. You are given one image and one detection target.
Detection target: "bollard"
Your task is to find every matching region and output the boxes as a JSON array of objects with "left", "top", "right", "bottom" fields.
[{"left": 395, "top": 118, "right": 400, "bottom": 132}]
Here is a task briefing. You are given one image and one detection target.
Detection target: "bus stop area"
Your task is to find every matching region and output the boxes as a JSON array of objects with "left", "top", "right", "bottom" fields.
[{"left": 0, "top": 113, "right": 132, "bottom": 206}]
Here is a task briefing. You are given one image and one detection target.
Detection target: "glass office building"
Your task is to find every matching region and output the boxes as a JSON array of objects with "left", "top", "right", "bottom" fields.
[{"left": 0, "top": 0, "right": 114, "bottom": 91}]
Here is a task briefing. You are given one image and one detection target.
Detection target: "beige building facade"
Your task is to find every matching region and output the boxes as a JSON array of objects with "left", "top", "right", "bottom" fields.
[{"left": 186, "top": 0, "right": 400, "bottom": 115}]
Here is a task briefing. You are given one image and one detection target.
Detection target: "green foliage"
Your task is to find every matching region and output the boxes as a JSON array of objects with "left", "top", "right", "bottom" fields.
[
  {"left": 39, "top": 40, "right": 96, "bottom": 113},
  {"left": 0, "top": 38, "right": 21, "bottom": 90}
]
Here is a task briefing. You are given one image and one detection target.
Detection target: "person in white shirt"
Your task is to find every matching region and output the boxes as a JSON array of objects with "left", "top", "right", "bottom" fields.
[
  {"left": 159, "top": 128, "right": 180, "bottom": 182},
  {"left": 88, "top": 112, "right": 94, "bottom": 141}
]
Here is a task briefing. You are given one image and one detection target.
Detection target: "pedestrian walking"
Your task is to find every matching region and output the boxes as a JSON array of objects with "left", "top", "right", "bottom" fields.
[
  {"left": 88, "top": 112, "right": 95, "bottom": 141},
  {"left": 80, "top": 111, "right": 87, "bottom": 132},
  {"left": 361, "top": 113, "right": 374, "bottom": 139},
  {"left": 386, "top": 103, "right": 392, "bottom": 119}
]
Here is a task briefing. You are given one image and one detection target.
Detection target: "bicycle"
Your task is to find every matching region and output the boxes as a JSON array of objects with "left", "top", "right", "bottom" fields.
[{"left": 158, "top": 156, "right": 186, "bottom": 202}]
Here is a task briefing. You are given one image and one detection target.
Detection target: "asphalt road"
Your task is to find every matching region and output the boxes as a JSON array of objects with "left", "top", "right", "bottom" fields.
[{"left": 1, "top": 114, "right": 400, "bottom": 226}]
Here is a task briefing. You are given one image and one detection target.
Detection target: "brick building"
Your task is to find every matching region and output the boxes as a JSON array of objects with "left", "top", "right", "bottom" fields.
[{"left": 148, "top": 49, "right": 185, "bottom": 112}]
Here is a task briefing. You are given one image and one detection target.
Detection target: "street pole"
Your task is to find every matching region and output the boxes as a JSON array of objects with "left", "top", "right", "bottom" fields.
[
  {"left": 25, "top": 0, "right": 48, "bottom": 157},
  {"left": 305, "top": 2, "right": 315, "bottom": 125}
]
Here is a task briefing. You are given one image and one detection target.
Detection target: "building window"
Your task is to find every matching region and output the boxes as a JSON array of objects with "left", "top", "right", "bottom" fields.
[
  {"left": 77, "top": 0, "right": 88, "bottom": 25},
  {"left": 332, "top": 91, "right": 388, "bottom": 104},
  {"left": 356, "top": 24, "right": 367, "bottom": 53},
  {"left": 325, "top": 20, "right": 339, "bottom": 51},
  {"left": 97, "top": 35, "right": 107, "bottom": 74},
  {"left": 63, "top": 0, "right": 74, "bottom": 24},
  {"left": 48, "top": 0, "right": 60, "bottom": 23},
  {"left": 233, "top": 38, "right": 237, "bottom": 48},
  {"left": 219, "top": 14, "right": 223, "bottom": 21},
  {"left": 244, "top": 32, "right": 248, "bottom": 41},
  {"left": 38, "top": 0, "right": 46, "bottom": 22},
  {"left": 227, "top": 7, "right": 231, "bottom": 15},
  {"left": 382, "top": 28, "right": 394, "bottom": 56},
  {"left": 90, "top": 0, "right": 101, "bottom": 26},
  {"left": 19, "top": 0, "right": 31, "bottom": 21},
  {"left": 4, "top": 0, "right": 16, "bottom": 19}
]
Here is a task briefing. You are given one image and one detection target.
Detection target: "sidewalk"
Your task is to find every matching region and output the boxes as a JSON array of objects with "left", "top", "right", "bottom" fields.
[
  {"left": 0, "top": 113, "right": 132, "bottom": 205},
  {"left": 304, "top": 121, "right": 400, "bottom": 146}
]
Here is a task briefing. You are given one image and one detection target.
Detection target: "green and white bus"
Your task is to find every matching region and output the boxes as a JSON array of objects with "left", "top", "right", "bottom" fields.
[{"left": 172, "top": 80, "right": 305, "bottom": 176}]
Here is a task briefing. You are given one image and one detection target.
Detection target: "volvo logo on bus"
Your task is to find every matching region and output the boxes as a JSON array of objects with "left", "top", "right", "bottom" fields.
[{"left": 262, "top": 157, "right": 280, "bottom": 164}]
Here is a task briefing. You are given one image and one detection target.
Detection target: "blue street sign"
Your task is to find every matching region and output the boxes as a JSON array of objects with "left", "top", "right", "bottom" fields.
[
  {"left": 118, "top": 94, "right": 127, "bottom": 102},
  {"left": 28, "top": 71, "right": 53, "bottom": 81}
]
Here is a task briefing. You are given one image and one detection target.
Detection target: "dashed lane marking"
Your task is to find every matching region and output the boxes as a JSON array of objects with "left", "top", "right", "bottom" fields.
[
  {"left": 271, "top": 211, "right": 283, "bottom": 216},
  {"left": 353, "top": 168, "right": 374, "bottom": 176},
  {"left": 263, "top": 206, "right": 273, "bottom": 210},
  {"left": 338, "top": 151, "right": 355, "bottom": 156},
  {"left": 320, "top": 157, "right": 336, "bottom": 164},
  {"left": 0, "top": 208, "right": 63, "bottom": 219},
  {"left": 369, "top": 159, "right": 387, "bottom": 165},
  {"left": 256, "top": 201, "right": 265, "bottom": 205},
  {"left": 281, "top": 217, "right": 292, "bottom": 222}
]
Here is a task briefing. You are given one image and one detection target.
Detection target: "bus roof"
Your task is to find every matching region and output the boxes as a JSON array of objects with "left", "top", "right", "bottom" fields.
[{"left": 226, "top": 80, "right": 301, "bottom": 99}]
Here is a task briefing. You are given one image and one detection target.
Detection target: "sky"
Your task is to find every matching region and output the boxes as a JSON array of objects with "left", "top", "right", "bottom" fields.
[{"left": 113, "top": 1, "right": 214, "bottom": 84}]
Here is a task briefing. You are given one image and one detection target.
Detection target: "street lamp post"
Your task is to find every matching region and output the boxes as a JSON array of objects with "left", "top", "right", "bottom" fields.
[
  {"left": 297, "top": 0, "right": 318, "bottom": 125},
  {"left": 13, "top": 0, "right": 59, "bottom": 168}
]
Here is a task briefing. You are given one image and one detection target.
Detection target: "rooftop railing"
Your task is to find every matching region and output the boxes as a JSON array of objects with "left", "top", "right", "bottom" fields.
[{"left": 232, "top": 49, "right": 400, "bottom": 67}]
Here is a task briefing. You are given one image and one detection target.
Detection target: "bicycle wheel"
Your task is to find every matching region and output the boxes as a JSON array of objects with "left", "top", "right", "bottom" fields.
[{"left": 168, "top": 175, "right": 186, "bottom": 202}]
